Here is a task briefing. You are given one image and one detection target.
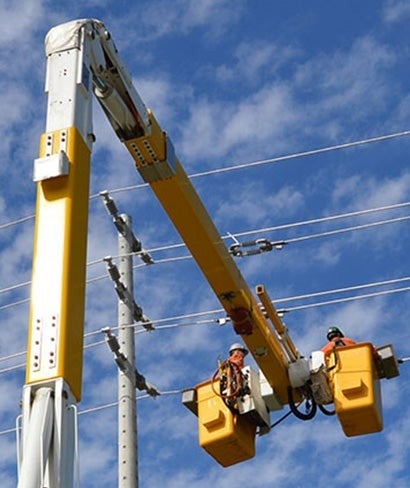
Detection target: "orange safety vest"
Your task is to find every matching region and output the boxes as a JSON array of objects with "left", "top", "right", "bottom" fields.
[{"left": 321, "top": 336, "right": 356, "bottom": 356}]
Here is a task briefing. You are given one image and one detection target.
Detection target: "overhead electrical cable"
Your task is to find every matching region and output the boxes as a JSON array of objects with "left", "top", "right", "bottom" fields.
[
  {"left": 1, "top": 131, "right": 409, "bottom": 230},
  {"left": 225, "top": 201, "right": 410, "bottom": 240},
  {"left": 0, "top": 388, "right": 186, "bottom": 438},
  {"left": 91, "top": 212, "right": 410, "bottom": 278},
  {"left": 0, "top": 298, "right": 30, "bottom": 312},
  {"left": 0, "top": 350, "right": 26, "bottom": 364},
  {"left": 0, "top": 281, "right": 31, "bottom": 295},
  {"left": 0, "top": 363, "right": 25, "bottom": 375},
  {"left": 284, "top": 216, "right": 410, "bottom": 244},
  {"left": 1, "top": 209, "right": 408, "bottom": 313},
  {"left": 1, "top": 201, "right": 408, "bottom": 298},
  {"left": 123, "top": 214, "right": 410, "bottom": 268},
  {"left": 190, "top": 131, "right": 410, "bottom": 178},
  {"left": 0, "top": 214, "right": 35, "bottom": 231},
  {"left": 98, "top": 130, "right": 410, "bottom": 195},
  {"left": 1, "top": 278, "right": 408, "bottom": 371},
  {"left": 275, "top": 277, "right": 410, "bottom": 304},
  {"left": 279, "top": 286, "right": 410, "bottom": 313}
]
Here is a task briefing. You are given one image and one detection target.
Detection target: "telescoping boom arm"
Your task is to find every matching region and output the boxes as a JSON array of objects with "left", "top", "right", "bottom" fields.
[{"left": 34, "top": 19, "right": 296, "bottom": 402}]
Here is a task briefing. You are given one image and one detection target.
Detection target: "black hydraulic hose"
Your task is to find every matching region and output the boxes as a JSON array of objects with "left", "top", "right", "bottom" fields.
[
  {"left": 318, "top": 403, "right": 336, "bottom": 416},
  {"left": 287, "top": 387, "right": 317, "bottom": 421}
]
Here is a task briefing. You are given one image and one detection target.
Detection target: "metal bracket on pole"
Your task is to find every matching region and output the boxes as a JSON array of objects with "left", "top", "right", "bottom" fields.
[
  {"left": 103, "top": 256, "right": 154, "bottom": 330},
  {"left": 102, "top": 327, "right": 160, "bottom": 397},
  {"left": 100, "top": 190, "right": 154, "bottom": 265}
]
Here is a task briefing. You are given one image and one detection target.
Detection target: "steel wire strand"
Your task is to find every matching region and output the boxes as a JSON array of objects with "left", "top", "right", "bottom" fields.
[
  {"left": 1, "top": 201, "right": 408, "bottom": 302},
  {"left": 93, "top": 130, "right": 410, "bottom": 195},
  {"left": 1, "top": 279, "right": 408, "bottom": 372},
  {"left": 87, "top": 213, "right": 410, "bottom": 280},
  {"left": 2, "top": 131, "right": 409, "bottom": 229},
  {"left": 0, "top": 388, "right": 185, "bottom": 437}
]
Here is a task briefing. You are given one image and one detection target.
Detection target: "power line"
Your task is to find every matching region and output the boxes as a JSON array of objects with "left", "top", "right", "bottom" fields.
[
  {"left": 0, "top": 286, "right": 408, "bottom": 379},
  {"left": 0, "top": 298, "right": 29, "bottom": 312},
  {"left": 90, "top": 212, "right": 410, "bottom": 280},
  {"left": 0, "top": 350, "right": 26, "bottom": 364},
  {"left": 0, "top": 388, "right": 184, "bottom": 438},
  {"left": 1, "top": 277, "right": 408, "bottom": 370},
  {"left": 83, "top": 275, "right": 409, "bottom": 333},
  {"left": 1, "top": 209, "right": 408, "bottom": 313},
  {"left": 90, "top": 202, "right": 410, "bottom": 268},
  {"left": 0, "top": 363, "right": 25, "bottom": 375},
  {"left": 0, "top": 214, "right": 35, "bottom": 231},
  {"left": 275, "top": 277, "right": 410, "bottom": 304},
  {"left": 225, "top": 201, "right": 410, "bottom": 240},
  {"left": 190, "top": 130, "right": 410, "bottom": 178},
  {"left": 1, "top": 131, "right": 409, "bottom": 231},
  {"left": 102, "top": 130, "right": 410, "bottom": 195},
  {"left": 0, "top": 281, "right": 31, "bottom": 295},
  {"left": 1, "top": 200, "right": 408, "bottom": 300},
  {"left": 280, "top": 286, "right": 410, "bottom": 313},
  {"left": 285, "top": 216, "right": 410, "bottom": 244}
]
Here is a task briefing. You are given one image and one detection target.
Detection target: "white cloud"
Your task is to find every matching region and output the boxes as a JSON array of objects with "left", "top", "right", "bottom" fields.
[
  {"left": 214, "top": 181, "right": 304, "bottom": 227},
  {"left": 111, "top": 0, "right": 246, "bottom": 44},
  {"left": 332, "top": 172, "right": 410, "bottom": 209},
  {"left": 293, "top": 36, "right": 396, "bottom": 138},
  {"left": 0, "top": 0, "right": 46, "bottom": 45},
  {"left": 177, "top": 34, "right": 402, "bottom": 168},
  {"left": 179, "top": 83, "right": 297, "bottom": 163},
  {"left": 132, "top": 75, "right": 183, "bottom": 126},
  {"left": 215, "top": 41, "right": 298, "bottom": 85},
  {"left": 383, "top": 0, "right": 410, "bottom": 22},
  {"left": 0, "top": 224, "right": 33, "bottom": 278}
]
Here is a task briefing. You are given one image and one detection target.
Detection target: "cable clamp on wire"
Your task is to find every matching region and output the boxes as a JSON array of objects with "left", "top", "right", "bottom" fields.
[{"left": 229, "top": 237, "right": 287, "bottom": 257}]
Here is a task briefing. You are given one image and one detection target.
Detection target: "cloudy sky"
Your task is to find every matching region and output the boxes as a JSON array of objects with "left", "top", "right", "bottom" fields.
[{"left": 0, "top": 1, "right": 409, "bottom": 487}]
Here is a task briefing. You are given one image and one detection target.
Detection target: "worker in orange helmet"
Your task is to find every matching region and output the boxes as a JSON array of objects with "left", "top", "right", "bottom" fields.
[
  {"left": 321, "top": 326, "right": 356, "bottom": 356},
  {"left": 228, "top": 343, "right": 249, "bottom": 369}
]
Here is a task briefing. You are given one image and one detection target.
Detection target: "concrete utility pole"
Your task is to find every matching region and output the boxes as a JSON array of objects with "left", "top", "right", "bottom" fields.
[
  {"left": 101, "top": 191, "right": 157, "bottom": 488},
  {"left": 117, "top": 213, "right": 139, "bottom": 488}
]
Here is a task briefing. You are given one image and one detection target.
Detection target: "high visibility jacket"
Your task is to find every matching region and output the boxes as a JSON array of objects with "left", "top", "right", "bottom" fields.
[{"left": 321, "top": 336, "right": 356, "bottom": 355}]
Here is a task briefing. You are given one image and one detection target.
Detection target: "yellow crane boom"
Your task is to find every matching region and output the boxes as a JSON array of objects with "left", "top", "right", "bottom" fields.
[{"left": 124, "top": 111, "right": 293, "bottom": 403}]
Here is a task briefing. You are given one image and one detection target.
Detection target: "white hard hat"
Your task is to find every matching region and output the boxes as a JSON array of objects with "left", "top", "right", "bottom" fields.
[{"left": 229, "top": 343, "right": 249, "bottom": 356}]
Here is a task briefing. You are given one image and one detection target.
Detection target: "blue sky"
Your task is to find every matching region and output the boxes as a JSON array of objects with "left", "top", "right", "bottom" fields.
[{"left": 0, "top": 1, "right": 409, "bottom": 487}]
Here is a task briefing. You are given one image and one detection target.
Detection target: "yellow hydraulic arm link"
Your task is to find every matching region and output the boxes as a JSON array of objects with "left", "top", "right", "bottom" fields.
[{"left": 124, "top": 112, "right": 294, "bottom": 404}]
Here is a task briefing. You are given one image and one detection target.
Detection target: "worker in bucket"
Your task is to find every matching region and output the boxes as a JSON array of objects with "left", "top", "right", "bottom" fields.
[
  {"left": 228, "top": 343, "right": 249, "bottom": 369},
  {"left": 321, "top": 326, "right": 356, "bottom": 356}
]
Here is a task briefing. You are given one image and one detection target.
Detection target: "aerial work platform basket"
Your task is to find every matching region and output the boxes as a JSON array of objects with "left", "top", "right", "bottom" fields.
[
  {"left": 196, "top": 379, "right": 256, "bottom": 467},
  {"left": 327, "top": 342, "right": 383, "bottom": 437}
]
